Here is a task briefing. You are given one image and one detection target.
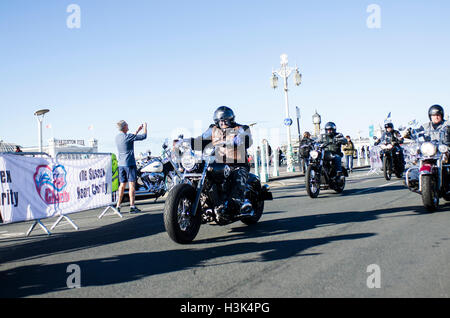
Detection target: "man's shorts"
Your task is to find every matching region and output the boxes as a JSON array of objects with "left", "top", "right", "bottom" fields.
[{"left": 118, "top": 166, "right": 138, "bottom": 183}]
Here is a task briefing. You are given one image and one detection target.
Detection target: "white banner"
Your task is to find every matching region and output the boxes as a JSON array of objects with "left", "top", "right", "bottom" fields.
[
  {"left": 369, "top": 146, "right": 382, "bottom": 170},
  {"left": 0, "top": 154, "right": 112, "bottom": 224}
]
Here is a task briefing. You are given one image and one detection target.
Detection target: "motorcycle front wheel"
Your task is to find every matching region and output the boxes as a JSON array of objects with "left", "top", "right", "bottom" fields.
[
  {"left": 306, "top": 165, "right": 321, "bottom": 198},
  {"left": 164, "top": 183, "right": 202, "bottom": 244},
  {"left": 421, "top": 175, "right": 439, "bottom": 212}
]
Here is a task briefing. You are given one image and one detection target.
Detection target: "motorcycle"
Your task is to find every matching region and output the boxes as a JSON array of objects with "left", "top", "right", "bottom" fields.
[
  {"left": 305, "top": 141, "right": 348, "bottom": 198},
  {"left": 405, "top": 128, "right": 450, "bottom": 212},
  {"left": 125, "top": 141, "right": 183, "bottom": 202},
  {"left": 163, "top": 141, "right": 273, "bottom": 244},
  {"left": 378, "top": 136, "right": 405, "bottom": 180}
]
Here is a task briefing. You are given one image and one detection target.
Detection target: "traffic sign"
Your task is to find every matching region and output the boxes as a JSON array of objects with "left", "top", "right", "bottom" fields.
[{"left": 284, "top": 118, "right": 293, "bottom": 126}]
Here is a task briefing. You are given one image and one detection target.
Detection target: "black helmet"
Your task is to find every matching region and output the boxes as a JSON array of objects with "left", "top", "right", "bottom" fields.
[
  {"left": 385, "top": 122, "right": 394, "bottom": 130},
  {"left": 428, "top": 104, "right": 444, "bottom": 120},
  {"left": 214, "top": 106, "right": 235, "bottom": 126},
  {"left": 324, "top": 122, "right": 337, "bottom": 136}
]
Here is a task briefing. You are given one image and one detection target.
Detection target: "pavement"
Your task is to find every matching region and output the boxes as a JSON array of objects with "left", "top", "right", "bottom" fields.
[{"left": 1, "top": 166, "right": 450, "bottom": 298}]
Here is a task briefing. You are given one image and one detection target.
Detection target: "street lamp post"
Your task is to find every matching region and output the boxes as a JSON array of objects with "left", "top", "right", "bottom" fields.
[
  {"left": 34, "top": 109, "right": 50, "bottom": 153},
  {"left": 296, "top": 106, "right": 302, "bottom": 172},
  {"left": 271, "top": 54, "right": 302, "bottom": 173}
]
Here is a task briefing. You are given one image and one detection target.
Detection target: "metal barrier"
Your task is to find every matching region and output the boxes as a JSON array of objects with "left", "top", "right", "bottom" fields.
[
  {"left": 53, "top": 152, "right": 122, "bottom": 232},
  {"left": 0, "top": 152, "right": 53, "bottom": 236},
  {"left": 0, "top": 151, "right": 120, "bottom": 237}
]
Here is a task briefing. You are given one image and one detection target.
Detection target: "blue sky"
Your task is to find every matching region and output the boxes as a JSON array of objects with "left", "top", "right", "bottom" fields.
[{"left": 1, "top": 0, "right": 449, "bottom": 155}]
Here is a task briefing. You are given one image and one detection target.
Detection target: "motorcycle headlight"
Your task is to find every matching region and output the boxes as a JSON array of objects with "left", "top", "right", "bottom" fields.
[
  {"left": 420, "top": 142, "right": 437, "bottom": 157},
  {"left": 310, "top": 150, "right": 319, "bottom": 160},
  {"left": 439, "top": 145, "right": 449, "bottom": 153},
  {"left": 181, "top": 152, "right": 197, "bottom": 171}
]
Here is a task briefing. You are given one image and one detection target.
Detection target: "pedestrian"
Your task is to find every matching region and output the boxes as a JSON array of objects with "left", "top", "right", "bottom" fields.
[
  {"left": 15, "top": 146, "right": 22, "bottom": 153},
  {"left": 299, "top": 131, "right": 314, "bottom": 173},
  {"left": 115, "top": 120, "right": 147, "bottom": 213},
  {"left": 262, "top": 139, "right": 273, "bottom": 166},
  {"left": 256, "top": 146, "right": 262, "bottom": 167},
  {"left": 342, "top": 135, "right": 355, "bottom": 173},
  {"left": 278, "top": 148, "right": 285, "bottom": 165}
]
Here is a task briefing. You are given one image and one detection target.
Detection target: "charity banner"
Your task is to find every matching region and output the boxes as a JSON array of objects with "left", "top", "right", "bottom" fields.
[
  {"left": 369, "top": 146, "right": 382, "bottom": 170},
  {"left": 0, "top": 154, "right": 112, "bottom": 224}
]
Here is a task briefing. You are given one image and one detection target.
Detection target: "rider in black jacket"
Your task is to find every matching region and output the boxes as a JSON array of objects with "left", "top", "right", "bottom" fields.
[
  {"left": 375, "top": 122, "right": 405, "bottom": 165},
  {"left": 188, "top": 106, "right": 254, "bottom": 216},
  {"left": 319, "top": 122, "right": 348, "bottom": 176},
  {"left": 375, "top": 123, "right": 403, "bottom": 146}
]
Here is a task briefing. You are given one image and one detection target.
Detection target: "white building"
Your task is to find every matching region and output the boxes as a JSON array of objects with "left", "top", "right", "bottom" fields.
[{"left": 20, "top": 138, "right": 99, "bottom": 157}]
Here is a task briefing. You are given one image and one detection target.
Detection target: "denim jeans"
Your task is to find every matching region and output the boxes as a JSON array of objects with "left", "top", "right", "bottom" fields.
[
  {"left": 345, "top": 155, "right": 354, "bottom": 170},
  {"left": 334, "top": 155, "right": 343, "bottom": 173}
]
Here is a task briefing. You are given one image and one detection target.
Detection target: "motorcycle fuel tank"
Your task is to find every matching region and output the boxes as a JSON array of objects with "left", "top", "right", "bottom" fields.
[{"left": 142, "top": 161, "right": 164, "bottom": 173}]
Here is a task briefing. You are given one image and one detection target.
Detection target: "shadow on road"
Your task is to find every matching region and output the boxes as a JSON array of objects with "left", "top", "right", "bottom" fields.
[
  {"left": 342, "top": 185, "right": 406, "bottom": 197},
  {"left": 0, "top": 231, "right": 375, "bottom": 298},
  {"left": 0, "top": 213, "right": 165, "bottom": 265},
  {"left": 201, "top": 204, "right": 430, "bottom": 245},
  {"left": 1, "top": 192, "right": 447, "bottom": 297}
]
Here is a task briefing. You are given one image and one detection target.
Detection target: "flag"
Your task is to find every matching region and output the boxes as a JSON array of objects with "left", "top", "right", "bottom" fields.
[
  {"left": 384, "top": 112, "right": 392, "bottom": 124},
  {"left": 408, "top": 119, "right": 417, "bottom": 127},
  {"left": 369, "top": 125, "right": 374, "bottom": 137},
  {"left": 45, "top": 124, "right": 52, "bottom": 129}
]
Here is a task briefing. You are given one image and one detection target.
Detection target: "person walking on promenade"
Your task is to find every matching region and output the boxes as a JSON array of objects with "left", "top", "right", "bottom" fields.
[{"left": 342, "top": 135, "right": 355, "bottom": 173}]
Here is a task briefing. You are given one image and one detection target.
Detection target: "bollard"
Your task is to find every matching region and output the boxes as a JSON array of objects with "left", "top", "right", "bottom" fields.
[
  {"left": 254, "top": 147, "right": 260, "bottom": 179},
  {"left": 357, "top": 147, "right": 362, "bottom": 167},
  {"left": 365, "top": 146, "right": 369, "bottom": 165},
  {"left": 273, "top": 147, "right": 280, "bottom": 177},
  {"left": 260, "top": 142, "right": 268, "bottom": 182},
  {"left": 265, "top": 141, "right": 270, "bottom": 178},
  {"left": 287, "top": 144, "right": 296, "bottom": 172}
]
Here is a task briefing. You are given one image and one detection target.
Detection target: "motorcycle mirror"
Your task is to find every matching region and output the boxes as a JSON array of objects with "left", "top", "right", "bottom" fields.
[{"left": 163, "top": 138, "right": 169, "bottom": 148}]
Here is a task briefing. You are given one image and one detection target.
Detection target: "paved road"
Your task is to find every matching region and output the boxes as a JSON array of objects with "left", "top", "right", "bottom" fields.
[{"left": 1, "top": 168, "right": 450, "bottom": 298}]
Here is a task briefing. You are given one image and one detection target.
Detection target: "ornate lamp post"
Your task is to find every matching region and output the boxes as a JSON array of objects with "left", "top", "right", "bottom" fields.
[{"left": 270, "top": 54, "right": 302, "bottom": 172}]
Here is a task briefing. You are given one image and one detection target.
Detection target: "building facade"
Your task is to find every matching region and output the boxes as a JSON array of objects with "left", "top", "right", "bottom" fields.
[{"left": 20, "top": 138, "right": 99, "bottom": 157}]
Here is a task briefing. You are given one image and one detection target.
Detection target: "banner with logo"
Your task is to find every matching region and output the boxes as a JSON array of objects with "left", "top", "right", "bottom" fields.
[
  {"left": 0, "top": 154, "right": 112, "bottom": 224},
  {"left": 369, "top": 146, "right": 382, "bottom": 170}
]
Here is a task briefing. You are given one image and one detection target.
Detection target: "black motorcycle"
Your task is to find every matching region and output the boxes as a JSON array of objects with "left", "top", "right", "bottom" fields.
[
  {"left": 305, "top": 142, "right": 348, "bottom": 198},
  {"left": 378, "top": 137, "right": 405, "bottom": 180},
  {"left": 163, "top": 142, "right": 273, "bottom": 244}
]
